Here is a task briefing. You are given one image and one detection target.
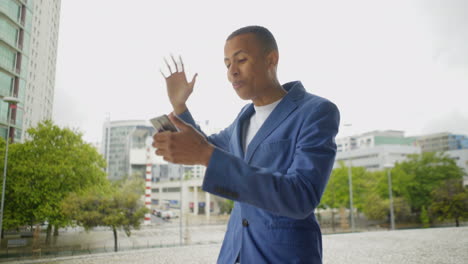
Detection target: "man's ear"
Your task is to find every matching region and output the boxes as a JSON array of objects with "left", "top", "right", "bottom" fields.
[{"left": 266, "top": 50, "right": 279, "bottom": 69}]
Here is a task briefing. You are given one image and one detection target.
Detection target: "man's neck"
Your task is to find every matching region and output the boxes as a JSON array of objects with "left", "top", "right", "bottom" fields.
[{"left": 252, "top": 83, "right": 286, "bottom": 106}]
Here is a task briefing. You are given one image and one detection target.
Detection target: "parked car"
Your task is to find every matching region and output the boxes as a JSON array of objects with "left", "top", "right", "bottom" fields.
[
  {"left": 152, "top": 209, "right": 161, "bottom": 217},
  {"left": 160, "top": 210, "right": 174, "bottom": 220}
]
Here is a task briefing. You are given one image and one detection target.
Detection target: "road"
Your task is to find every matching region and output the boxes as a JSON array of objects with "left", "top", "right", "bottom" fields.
[{"left": 7, "top": 226, "right": 467, "bottom": 264}]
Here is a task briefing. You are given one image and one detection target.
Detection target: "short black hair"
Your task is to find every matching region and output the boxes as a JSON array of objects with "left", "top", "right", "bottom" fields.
[{"left": 227, "top": 25, "right": 278, "bottom": 54}]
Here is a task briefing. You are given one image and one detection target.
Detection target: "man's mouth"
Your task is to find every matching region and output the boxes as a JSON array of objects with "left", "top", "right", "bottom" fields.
[{"left": 232, "top": 81, "right": 244, "bottom": 89}]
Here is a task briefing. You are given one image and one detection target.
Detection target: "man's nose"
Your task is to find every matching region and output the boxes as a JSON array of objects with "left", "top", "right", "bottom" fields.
[{"left": 228, "top": 64, "right": 239, "bottom": 78}]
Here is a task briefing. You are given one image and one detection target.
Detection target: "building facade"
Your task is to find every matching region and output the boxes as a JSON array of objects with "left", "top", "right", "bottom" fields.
[
  {"left": 151, "top": 178, "right": 222, "bottom": 217},
  {"left": 0, "top": 0, "right": 61, "bottom": 143},
  {"left": 0, "top": 0, "right": 33, "bottom": 142},
  {"left": 101, "top": 119, "right": 150, "bottom": 181},
  {"left": 415, "top": 132, "right": 468, "bottom": 153},
  {"left": 337, "top": 130, "right": 415, "bottom": 153},
  {"left": 335, "top": 130, "right": 420, "bottom": 170},
  {"left": 334, "top": 144, "right": 421, "bottom": 171},
  {"left": 21, "top": 0, "right": 60, "bottom": 140}
]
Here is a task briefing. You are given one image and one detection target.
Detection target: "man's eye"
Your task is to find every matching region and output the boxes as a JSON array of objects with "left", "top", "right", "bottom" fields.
[
  {"left": 238, "top": 59, "right": 247, "bottom": 63},
  {"left": 226, "top": 64, "right": 231, "bottom": 68}
]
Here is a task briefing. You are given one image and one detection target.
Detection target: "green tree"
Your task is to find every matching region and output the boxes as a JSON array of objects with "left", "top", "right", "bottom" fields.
[
  {"left": 420, "top": 206, "right": 430, "bottom": 228},
  {"left": 0, "top": 121, "right": 107, "bottom": 241},
  {"left": 361, "top": 193, "right": 388, "bottom": 221},
  {"left": 62, "top": 178, "right": 149, "bottom": 252},
  {"left": 320, "top": 163, "right": 347, "bottom": 229},
  {"left": 218, "top": 199, "right": 234, "bottom": 214},
  {"left": 320, "top": 162, "right": 368, "bottom": 229},
  {"left": 392, "top": 197, "right": 412, "bottom": 222},
  {"left": 390, "top": 152, "right": 464, "bottom": 222},
  {"left": 430, "top": 179, "right": 468, "bottom": 227}
]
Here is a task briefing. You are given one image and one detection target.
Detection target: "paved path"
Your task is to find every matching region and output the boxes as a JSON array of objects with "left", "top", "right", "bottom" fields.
[{"left": 7, "top": 227, "right": 467, "bottom": 264}]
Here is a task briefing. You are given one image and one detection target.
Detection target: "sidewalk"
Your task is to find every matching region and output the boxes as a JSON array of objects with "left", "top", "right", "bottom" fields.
[{"left": 6, "top": 226, "right": 468, "bottom": 264}]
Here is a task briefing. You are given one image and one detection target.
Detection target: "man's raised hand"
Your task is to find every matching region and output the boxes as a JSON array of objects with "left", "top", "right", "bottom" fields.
[{"left": 160, "top": 55, "right": 198, "bottom": 115}]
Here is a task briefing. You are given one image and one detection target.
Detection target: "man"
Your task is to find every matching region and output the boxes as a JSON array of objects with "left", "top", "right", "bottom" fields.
[{"left": 154, "top": 26, "right": 340, "bottom": 263}]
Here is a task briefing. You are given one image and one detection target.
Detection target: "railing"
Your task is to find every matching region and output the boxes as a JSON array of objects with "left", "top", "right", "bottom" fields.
[{"left": 0, "top": 240, "right": 221, "bottom": 262}]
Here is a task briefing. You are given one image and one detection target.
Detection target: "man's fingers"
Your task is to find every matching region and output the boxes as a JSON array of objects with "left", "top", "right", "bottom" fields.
[
  {"left": 190, "top": 73, "right": 198, "bottom": 86},
  {"left": 179, "top": 56, "right": 185, "bottom": 72},
  {"left": 159, "top": 69, "right": 167, "bottom": 79},
  {"left": 170, "top": 54, "right": 179, "bottom": 72},
  {"left": 163, "top": 57, "right": 173, "bottom": 74},
  {"left": 152, "top": 139, "right": 165, "bottom": 148},
  {"left": 168, "top": 113, "right": 189, "bottom": 131},
  {"left": 153, "top": 131, "right": 171, "bottom": 143}
]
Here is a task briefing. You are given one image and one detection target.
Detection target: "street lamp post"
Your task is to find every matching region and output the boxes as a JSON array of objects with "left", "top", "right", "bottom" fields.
[
  {"left": 384, "top": 163, "right": 396, "bottom": 230},
  {"left": 180, "top": 168, "right": 183, "bottom": 246},
  {"left": 0, "top": 96, "right": 20, "bottom": 240},
  {"left": 343, "top": 123, "right": 355, "bottom": 232},
  {"left": 348, "top": 160, "right": 355, "bottom": 232}
]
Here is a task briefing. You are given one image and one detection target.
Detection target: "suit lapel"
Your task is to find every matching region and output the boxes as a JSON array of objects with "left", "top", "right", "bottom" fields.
[
  {"left": 243, "top": 81, "right": 306, "bottom": 163},
  {"left": 244, "top": 98, "right": 298, "bottom": 163},
  {"left": 233, "top": 104, "right": 255, "bottom": 159}
]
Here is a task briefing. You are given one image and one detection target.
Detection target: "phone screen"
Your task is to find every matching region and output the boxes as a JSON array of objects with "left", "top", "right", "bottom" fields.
[{"left": 150, "top": 115, "right": 178, "bottom": 132}]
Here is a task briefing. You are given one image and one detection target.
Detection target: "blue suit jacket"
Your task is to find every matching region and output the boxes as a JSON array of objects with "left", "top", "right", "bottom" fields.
[{"left": 179, "top": 81, "right": 340, "bottom": 263}]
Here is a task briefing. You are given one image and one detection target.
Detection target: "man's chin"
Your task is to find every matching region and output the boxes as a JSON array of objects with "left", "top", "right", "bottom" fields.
[{"left": 235, "top": 91, "right": 252, "bottom": 101}]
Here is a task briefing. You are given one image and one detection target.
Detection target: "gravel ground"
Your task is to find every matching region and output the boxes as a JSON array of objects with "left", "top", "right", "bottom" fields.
[{"left": 6, "top": 226, "right": 467, "bottom": 264}]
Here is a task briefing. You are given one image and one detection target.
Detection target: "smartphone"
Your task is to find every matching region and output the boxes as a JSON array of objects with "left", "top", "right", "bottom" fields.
[{"left": 150, "top": 115, "right": 178, "bottom": 133}]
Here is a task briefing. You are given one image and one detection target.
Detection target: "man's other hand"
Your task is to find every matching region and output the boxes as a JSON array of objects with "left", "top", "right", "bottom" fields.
[
  {"left": 153, "top": 113, "right": 213, "bottom": 166},
  {"left": 160, "top": 55, "right": 198, "bottom": 115}
]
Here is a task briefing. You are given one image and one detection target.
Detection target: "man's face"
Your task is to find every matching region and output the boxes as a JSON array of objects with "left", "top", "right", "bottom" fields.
[{"left": 224, "top": 34, "right": 272, "bottom": 101}]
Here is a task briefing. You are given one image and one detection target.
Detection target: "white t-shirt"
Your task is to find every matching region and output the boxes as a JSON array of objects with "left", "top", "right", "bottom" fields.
[{"left": 243, "top": 98, "right": 283, "bottom": 153}]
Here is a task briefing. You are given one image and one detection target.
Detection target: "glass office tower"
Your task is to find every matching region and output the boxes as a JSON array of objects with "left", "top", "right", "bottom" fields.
[{"left": 0, "top": 0, "right": 32, "bottom": 142}]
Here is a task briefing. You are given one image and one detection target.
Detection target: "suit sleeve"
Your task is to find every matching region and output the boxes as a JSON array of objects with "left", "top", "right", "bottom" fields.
[
  {"left": 177, "top": 110, "right": 233, "bottom": 152},
  {"left": 202, "top": 101, "right": 340, "bottom": 219}
]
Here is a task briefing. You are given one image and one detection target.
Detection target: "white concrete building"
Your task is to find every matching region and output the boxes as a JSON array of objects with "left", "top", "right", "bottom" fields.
[
  {"left": 337, "top": 130, "right": 415, "bottom": 153},
  {"left": 22, "top": 0, "right": 61, "bottom": 140},
  {"left": 334, "top": 145, "right": 421, "bottom": 171},
  {"left": 101, "top": 119, "right": 149, "bottom": 181},
  {"left": 415, "top": 132, "right": 468, "bottom": 153},
  {"left": 151, "top": 178, "right": 222, "bottom": 217}
]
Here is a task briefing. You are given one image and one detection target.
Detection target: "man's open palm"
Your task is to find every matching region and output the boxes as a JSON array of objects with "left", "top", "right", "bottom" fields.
[{"left": 161, "top": 55, "right": 198, "bottom": 109}]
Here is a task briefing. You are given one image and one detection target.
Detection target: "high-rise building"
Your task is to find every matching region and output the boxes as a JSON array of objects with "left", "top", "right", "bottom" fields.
[
  {"left": 101, "top": 119, "right": 151, "bottom": 181},
  {"left": 0, "top": 0, "right": 61, "bottom": 143},
  {"left": 127, "top": 125, "right": 184, "bottom": 182},
  {"left": 22, "top": 0, "right": 61, "bottom": 140},
  {"left": 0, "top": 0, "right": 33, "bottom": 142},
  {"left": 415, "top": 132, "right": 468, "bottom": 153}
]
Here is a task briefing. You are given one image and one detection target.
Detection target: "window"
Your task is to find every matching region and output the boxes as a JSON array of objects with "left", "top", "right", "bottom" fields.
[{"left": 0, "top": 45, "right": 16, "bottom": 71}]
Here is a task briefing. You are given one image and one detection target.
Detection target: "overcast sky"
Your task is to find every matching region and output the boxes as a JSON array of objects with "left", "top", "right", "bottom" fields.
[{"left": 53, "top": 0, "right": 468, "bottom": 143}]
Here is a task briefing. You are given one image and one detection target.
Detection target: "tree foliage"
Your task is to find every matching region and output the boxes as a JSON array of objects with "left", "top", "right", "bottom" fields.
[
  {"left": 429, "top": 179, "right": 468, "bottom": 227},
  {"left": 0, "top": 121, "right": 107, "bottom": 239},
  {"left": 218, "top": 199, "right": 234, "bottom": 214},
  {"left": 320, "top": 152, "right": 465, "bottom": 227},
  {"left": 321, "top": 162, "right": 377, "bottom": 212},
  {"left": 62, "top": 177, "right": 149, "bottom": 252},
  {"left": 390, "top": 152, "right": 464, "bottom": 221}
]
